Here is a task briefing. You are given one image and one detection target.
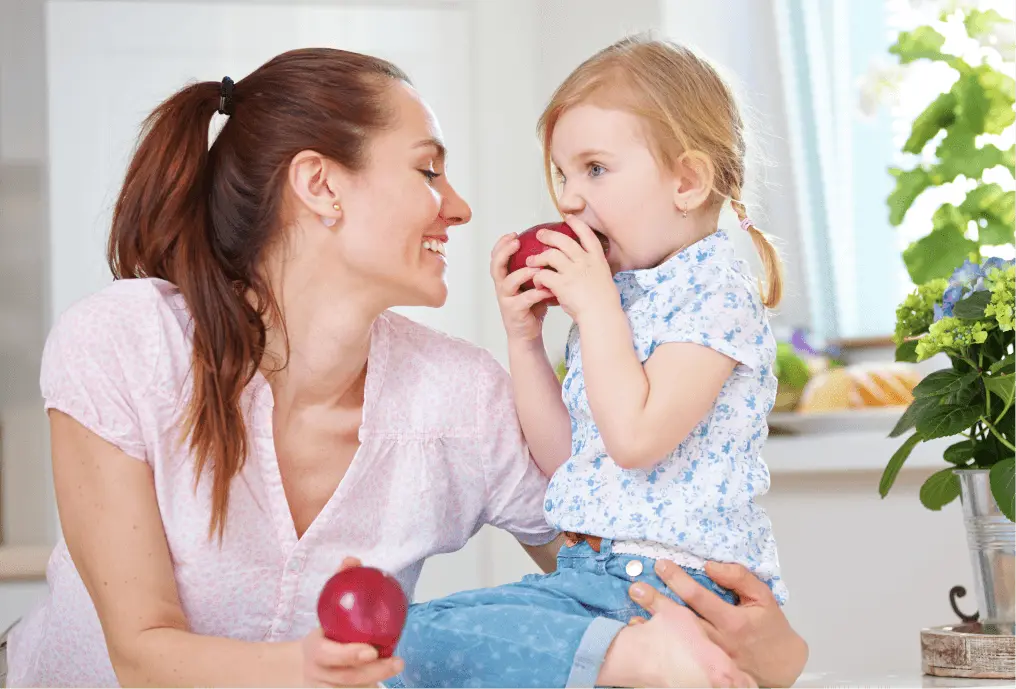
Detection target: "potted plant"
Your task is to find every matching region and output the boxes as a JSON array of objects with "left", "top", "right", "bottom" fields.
[{"left": 874, "top": 4, "right": 1015, "bottom": 633}]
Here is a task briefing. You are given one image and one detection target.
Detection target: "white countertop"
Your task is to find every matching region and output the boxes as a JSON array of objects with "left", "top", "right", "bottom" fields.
[{"left": 793, "top": 670, "right": 1014, "bottom": 687}]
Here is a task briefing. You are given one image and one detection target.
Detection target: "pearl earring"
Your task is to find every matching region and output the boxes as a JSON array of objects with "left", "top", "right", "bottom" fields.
[{"left": 321, "top": 202, "right": 342, "bottom": 228}]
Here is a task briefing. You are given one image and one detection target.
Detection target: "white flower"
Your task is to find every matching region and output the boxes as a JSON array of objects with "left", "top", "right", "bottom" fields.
[{"left": 857, "top": 59, "right": 907, "bottom": 118}]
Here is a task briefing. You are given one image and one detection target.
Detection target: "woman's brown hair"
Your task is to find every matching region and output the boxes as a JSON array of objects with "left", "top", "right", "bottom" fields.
[{"left": 107, "top": 48, "right": 408, "bottom": 538}]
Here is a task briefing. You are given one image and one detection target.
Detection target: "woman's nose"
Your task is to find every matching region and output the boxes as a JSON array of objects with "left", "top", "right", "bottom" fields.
[{"left": 442, "top": 183, "right": 472, "bottom": 226}]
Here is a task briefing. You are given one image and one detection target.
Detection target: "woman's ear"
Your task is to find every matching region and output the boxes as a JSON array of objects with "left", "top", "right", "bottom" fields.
[
  {"left": 671, "top": 151, "right": 715, "bottom": 214},
  {"left": 288, "top": 150, "right": 346, "bottom": 226}
]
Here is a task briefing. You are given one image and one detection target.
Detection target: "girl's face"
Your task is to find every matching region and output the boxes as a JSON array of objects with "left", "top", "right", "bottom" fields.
[{"left": 550, "top": 104, "right": 699, "bottom": 273}]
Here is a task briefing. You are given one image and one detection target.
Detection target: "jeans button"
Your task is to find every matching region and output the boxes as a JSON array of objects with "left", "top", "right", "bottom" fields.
[{"left": 625, "top": 560, "right": 644, "bottom": 577}]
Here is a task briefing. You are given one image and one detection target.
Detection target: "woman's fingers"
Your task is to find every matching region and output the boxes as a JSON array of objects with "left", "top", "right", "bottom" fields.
[
  {"left": 309, "top": 657, "right": 404, "bottom": 688},
  {"left": 649, "top": 559, "right": 739, "bottom": 630}
]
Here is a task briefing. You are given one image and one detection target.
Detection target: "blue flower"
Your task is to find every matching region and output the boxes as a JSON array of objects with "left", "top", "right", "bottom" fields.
[
  {"left": 983, "top": 257, "right": 1015, "bottom": 275},
  {"left": 949, "top": 259, "right": 984, "bottom": 292}
]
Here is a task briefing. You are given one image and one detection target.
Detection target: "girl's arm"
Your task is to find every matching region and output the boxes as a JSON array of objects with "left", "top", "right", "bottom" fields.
[
  {"left": 507, "top": 336, "right": 572, "bottom": 477},
  {"left": 575, "top": 306, "right": 735, "bottom": 470}
]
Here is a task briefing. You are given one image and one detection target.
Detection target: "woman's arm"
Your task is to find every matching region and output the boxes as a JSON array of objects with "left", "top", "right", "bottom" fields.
[
  {"left": 520, "top": 534, "right": 566, "bottom": 573},
  {"left": 50, "top": 411, "right": 396, "bottom": 688},
  {"left": 628, "top": 559, "right": 808, "bottom": 688},
  {"left": 506, "top": 337, "right": 572, "bottom": 477}
]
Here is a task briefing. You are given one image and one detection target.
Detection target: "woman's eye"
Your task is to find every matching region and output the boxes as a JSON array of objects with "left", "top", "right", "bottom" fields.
[
  {"left": 420, "top": 169, "right": 442, "bottom": 183},
  {"left": 554, "top": 168, "right": 566, "bottom": 185}
]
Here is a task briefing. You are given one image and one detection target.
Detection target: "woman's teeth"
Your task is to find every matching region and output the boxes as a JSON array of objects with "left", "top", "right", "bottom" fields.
[{"left": 422, "top": 239, "right": 447, "bottom": 257}]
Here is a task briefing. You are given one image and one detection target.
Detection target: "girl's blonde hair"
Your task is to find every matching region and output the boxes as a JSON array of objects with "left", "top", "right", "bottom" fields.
[{"left": 537, "top": 34, "right": 783, "bottom": 308}]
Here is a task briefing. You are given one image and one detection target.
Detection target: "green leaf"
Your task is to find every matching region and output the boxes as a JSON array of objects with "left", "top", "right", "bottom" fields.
[
  {"left": 888, "top": 167, "right": 933, "bottom": 226},
  {"left": 961, "top": 184, "right": 1016, "bottom": 245},
  {"left": 914, "top": 370, "right": 980, "bottom": 398},
  {"left": 890, "top": 27, "right": 947, "bottom": 63},
  {"left": 916, "top": 403, "right": 983, "bottom": 440},
  {"left": 880, "top": 433, "right": 922, "bottom": 498},
  {"left": 896, "top": 339, "right": 920, "bottom": 363},
  {"left": 954, "top": 71, "right": 991, "bottom": 132},
  {"left": 920, "top": 467, "right": 961, "bottom": 510},
  {"left": 943, "top": 440, "right": 976, "bottom": 465},
  {"left": 953, "top": 290, "right": 992, "bottom": 319},
  {"left": 989, "top": 458, "right": 1015, "bottom": 522},
  {"left": 964, "top": 9, "right": 1010, "bottom": 38},
  {"left": 902, "top": 229, "right": 979, "bottom": 284},
  {"left": 980, "top": 217, "right": 1016, "bottom": 246},
  {"left": 985, "top": 374, "right": 1015, "bottom": 417},
  {"left": 990, "top": 352, "right": 1015, "bottom": 375},
  {"left": 977, "top": 67, "right": 1016, "bottom": 135},
  {"left": 889, "top": 396, "right": 940, "bottom": 438},
  {"left": 904, "top": 92, "right": 956, "bottom": 154},
  {"left": 934, "top": 127, "right": 1013, "bottom": 182}
]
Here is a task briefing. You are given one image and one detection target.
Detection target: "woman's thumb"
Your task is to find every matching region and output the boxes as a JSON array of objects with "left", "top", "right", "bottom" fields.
[{"left": 339, "top": 556, "right": 362, "bottom": 571}]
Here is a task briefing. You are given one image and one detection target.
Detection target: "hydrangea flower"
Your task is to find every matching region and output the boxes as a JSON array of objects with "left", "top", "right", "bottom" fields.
[
  {"left": 894, "top": 278, "right": 948, "bottom": 345},
  {"left": 985, "top": 263, "right": 1015, "bottom": 332},
  {"left": 915, "top": 317, "right": 992, "bottom": 361}
]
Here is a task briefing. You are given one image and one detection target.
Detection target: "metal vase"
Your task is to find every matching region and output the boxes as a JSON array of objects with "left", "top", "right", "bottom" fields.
[{"left": 955, "top": 468, "right": 1016, "bottom": 635}]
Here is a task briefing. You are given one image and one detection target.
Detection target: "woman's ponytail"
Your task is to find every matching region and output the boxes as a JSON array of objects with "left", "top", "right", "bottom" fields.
[{"left": 108, "top": 80, "right": 263, "bottom": 539}]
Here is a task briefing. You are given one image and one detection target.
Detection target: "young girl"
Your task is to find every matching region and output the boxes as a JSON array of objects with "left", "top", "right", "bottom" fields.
[{"left": 389, "top": 35, "right": 785, "bottom": 689}]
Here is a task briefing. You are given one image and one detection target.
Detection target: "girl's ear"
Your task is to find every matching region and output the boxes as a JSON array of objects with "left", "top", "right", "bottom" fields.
[{"left": 671, "top": 151, "right": 715, "bottom": 213}]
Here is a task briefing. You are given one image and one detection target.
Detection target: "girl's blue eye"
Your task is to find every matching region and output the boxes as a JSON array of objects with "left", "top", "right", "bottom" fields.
[{"left": 589, "top": 164, "right": 605, "bottom": 177}]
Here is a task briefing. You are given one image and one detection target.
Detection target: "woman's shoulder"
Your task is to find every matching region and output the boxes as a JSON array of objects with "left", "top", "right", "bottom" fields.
[
  {"left": 377, "top": 312, "right": 512, "bottom": 418},
  {"left": 381, "top": 310, "right": 504, "bottom": 374},
  {"left": 42, "top": 278, "right": 189, "bottom": 396}
]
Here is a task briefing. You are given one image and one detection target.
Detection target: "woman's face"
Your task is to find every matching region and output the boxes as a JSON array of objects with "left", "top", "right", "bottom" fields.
[
  {"left": 278, "top": 80, "right": 471, "bottom": 315},
  {"left": 334, "top": 81, "right": 472, "bottom": 310}
]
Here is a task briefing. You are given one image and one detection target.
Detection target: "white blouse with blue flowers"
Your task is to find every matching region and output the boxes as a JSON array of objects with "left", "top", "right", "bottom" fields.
[{"left": 544, "top": 229, "right": 787, "bottom": 604}]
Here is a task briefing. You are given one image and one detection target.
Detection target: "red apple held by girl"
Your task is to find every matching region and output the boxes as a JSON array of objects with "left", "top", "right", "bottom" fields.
[
  {"left": 317, "top": 565, "right": 409, "bottom": 658},
  {"left": 507, "top": 222, "right": 610, "bottom": 306}
]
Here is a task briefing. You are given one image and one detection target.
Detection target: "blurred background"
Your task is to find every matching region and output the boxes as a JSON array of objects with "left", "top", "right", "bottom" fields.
[{"left": 0, "top": 0, "right": 1013, "bottom": 682}]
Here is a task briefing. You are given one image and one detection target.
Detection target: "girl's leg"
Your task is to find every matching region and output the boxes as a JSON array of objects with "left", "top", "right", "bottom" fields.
[{"left": 393, "top": 579, "right": 604, "bottom": 688}]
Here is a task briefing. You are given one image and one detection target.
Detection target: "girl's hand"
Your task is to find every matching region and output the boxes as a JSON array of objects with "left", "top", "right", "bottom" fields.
[
  {"left": 490, "top": 232, "right": 555, "bottom": 343},
  {"left": 527, "top": 215, "right": 617, "bottom": 324}
]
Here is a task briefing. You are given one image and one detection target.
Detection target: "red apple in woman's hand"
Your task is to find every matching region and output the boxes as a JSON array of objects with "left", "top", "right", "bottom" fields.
[{"left": 317, "top": 566, "right": 409, "bottom": 658}]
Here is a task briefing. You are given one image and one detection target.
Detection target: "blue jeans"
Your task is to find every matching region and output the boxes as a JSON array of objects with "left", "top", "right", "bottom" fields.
[{"left": 386, "top": 539, "right": 737, "bottom": 688}]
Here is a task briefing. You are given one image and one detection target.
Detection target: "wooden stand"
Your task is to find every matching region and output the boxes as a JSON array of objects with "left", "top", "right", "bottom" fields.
[{"left": 922, "top": 623, "right": 1015, "bottom": 680}]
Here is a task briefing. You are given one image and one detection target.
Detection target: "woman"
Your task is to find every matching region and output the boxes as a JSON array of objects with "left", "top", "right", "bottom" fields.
[{"left": 5, "top": 48, "right": 807, "bottom": 687}]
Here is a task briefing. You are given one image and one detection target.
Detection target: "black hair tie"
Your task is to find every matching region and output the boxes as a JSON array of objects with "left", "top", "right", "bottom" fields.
[{"left": 218, "top": 76, "right": 235, "bottom": 116}]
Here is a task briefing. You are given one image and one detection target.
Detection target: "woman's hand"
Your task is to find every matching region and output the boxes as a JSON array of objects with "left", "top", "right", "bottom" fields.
[
  {"left": 302, "top": 557, "right": 404, "bottom": 688},
  {"left": 629, "top": 560, "right": 808, "bottom": 688},
  {"left": 490, "top": 232, "right": 554, "bottom": 344}
]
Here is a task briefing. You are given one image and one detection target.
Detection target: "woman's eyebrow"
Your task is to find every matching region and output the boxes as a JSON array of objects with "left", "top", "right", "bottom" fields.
[{"left": 413, "top": 137, "right": 446, "bottom": 163}]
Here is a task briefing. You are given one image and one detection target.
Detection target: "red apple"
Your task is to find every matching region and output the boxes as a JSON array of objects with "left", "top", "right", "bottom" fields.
[
  {"left": 507, "top": 222, "right": 609, "bottom": 306},
  {"left": 317, "top": 566, "right": 409, "bottom": 658}
]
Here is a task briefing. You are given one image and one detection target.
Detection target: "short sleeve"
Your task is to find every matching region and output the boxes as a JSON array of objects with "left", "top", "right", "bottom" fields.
[
  {"left": 475, "top": 354, "right": 559, "bottom": 546},
  {"left": 40, "top": 282, "right": 163, "bottom": 462},
  {"left": 651, "top": 264, "right": 770, "bottom": 375}
]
